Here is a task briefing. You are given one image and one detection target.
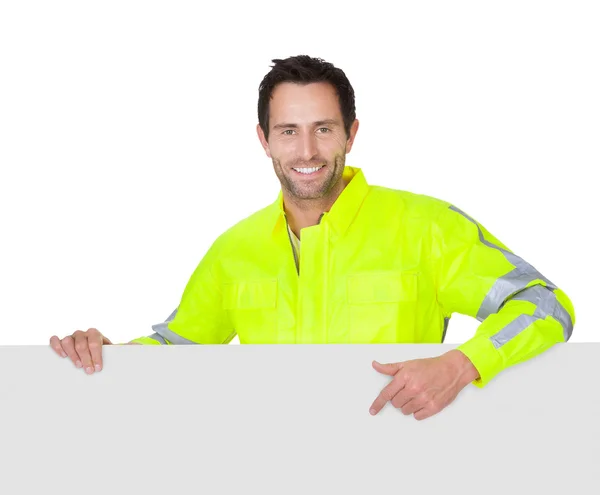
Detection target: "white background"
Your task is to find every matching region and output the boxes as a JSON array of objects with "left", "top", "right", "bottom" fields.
[{"left": 1, "top": 1, "right": 597, "bottom": 346}]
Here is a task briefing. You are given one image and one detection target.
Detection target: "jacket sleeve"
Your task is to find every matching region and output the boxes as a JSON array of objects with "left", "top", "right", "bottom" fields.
[
  {"left": 127, "top": 237, "right": 236, "bottom": 345},
  {"left": 432, "top": 203, "right": 576, "bottom": 388}
]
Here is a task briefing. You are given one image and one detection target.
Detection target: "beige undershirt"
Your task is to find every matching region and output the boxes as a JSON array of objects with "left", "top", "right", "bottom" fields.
[{"left": 288, "top": 224, "right": 301, "bottom": 263}]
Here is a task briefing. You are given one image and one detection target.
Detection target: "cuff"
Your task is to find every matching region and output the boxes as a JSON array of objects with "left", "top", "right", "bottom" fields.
[{"left": 456, "top": 336, "right": 505, "bottom": 388}]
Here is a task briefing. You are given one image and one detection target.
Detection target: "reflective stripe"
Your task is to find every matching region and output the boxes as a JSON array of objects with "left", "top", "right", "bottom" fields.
[
  {"left": 490, "top": 314, "right": 539, "bottom": 349},
  {"left": 490, "top": 284, "right": 573, "bottom": 348},
  {"left": 148, "top": 332, "right": 168, "bottom": 345},
  {"left": 151, "top": 321, "right": 198, "bottom": 345},
  {"left": 150, "top": 306, "right": 198, "bottom": 345},
  {"left": 549, "top": 299, "right": 574, "bottom": 342},
  {"left": 144, "top": 308, "right": 179, "bottom": 344},
  {"left": 448, "top": 205, "right": 557, "bottom": 321},
  {"left": 165, "top": 307, "right": 178, "bottom": 322},
  {"left": 512, "top": 284, "right": 573, "bottom": 341}
]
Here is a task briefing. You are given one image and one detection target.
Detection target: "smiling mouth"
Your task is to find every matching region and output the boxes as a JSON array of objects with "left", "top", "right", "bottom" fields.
[{"left": 292, "top": 165, "right": 325, "bottom": 175}]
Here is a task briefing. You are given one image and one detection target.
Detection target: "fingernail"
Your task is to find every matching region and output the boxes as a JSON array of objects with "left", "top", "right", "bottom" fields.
[
  {"left": 370, "top": 408, "right": 377, "bottom": 415},
  {"left": 95, "top": 364, "right": 102, "bottom": 372},
  {"left": 76, "top": 361, "right": 82, "bottom": 368},
  {"left": 86, "top": 367, "right": 93, "bottom": 374},
  {"left": 61, "top": 352, "right": 67, "bottom": 358}
]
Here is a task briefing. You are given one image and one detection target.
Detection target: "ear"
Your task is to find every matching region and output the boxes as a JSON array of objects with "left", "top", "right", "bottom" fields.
[
  {"left": 344, "top": 119, "right": 360, "bottom": 154},
  {"left": 256, "top": 123, "right": 272, "bottom": 158}
]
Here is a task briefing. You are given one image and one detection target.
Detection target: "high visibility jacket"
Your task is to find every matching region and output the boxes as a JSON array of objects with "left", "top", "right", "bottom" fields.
[{"left": 130, "top": 166, "right": 576, "bottom": 387}]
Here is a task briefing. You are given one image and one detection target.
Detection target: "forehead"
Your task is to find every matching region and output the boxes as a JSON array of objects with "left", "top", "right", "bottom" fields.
[{"left": 269, "top": 82, "right": 341, "bottom": 123}]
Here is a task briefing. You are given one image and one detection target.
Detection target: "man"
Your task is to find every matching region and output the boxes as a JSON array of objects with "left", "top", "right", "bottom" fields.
[{"left": 50, "top": 55, "right": 576, "bottom": 420}]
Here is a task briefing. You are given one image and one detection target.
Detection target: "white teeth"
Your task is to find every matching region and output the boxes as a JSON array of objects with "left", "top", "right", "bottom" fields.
[{"left": 293, "top": 166, "right": 323, "bottom": 174}]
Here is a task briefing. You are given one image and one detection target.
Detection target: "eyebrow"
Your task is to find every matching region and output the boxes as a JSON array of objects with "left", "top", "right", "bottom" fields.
[{"left": 272, "top": 119, "right": 340, "bottom": 130}]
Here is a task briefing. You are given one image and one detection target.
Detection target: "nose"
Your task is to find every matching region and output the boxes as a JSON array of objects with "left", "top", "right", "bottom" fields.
[{"left": 299, "top": 132, "right": 318, "bottom": 162}]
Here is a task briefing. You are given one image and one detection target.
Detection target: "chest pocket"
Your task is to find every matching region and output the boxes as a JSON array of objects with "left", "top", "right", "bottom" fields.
[
  {"left": 222, "top": 279, "right": 278, "bottom": 343},
  {"left": 346, "top": 270, "right": 419, "bottom": 343}
]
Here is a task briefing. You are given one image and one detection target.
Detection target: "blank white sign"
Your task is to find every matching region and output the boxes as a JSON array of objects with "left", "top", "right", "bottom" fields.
[{"left": 0, "top": 343, "right": 598, "bottom": 494}]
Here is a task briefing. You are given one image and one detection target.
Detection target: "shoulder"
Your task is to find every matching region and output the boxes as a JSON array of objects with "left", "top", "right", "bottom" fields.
[
  {"left": 366, "top": 183, "right": 493, "bottom": 249},
  {"left": 206, "top": 201, "right": 277, "bottom": 254},
  {"left": 367, "top": 184, "right": 452, "bottom": 220}
]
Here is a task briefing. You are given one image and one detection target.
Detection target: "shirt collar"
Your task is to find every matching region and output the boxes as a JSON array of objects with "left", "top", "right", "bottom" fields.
[{"left": 270, "top": 166, "right": 370, "bottom": 240}]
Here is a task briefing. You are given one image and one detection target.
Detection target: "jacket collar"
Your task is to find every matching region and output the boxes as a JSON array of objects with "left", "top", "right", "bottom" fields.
[{"left": 271, "top": 166, "right": 370, "bottom": 240}]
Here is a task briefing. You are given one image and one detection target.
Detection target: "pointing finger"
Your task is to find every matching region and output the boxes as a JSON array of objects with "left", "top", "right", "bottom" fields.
[{"left": 369, "top": 374, "right": 406, "bottom": 416}]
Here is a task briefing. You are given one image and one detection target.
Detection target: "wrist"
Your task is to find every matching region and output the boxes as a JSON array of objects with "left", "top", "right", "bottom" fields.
[{"left": 446, "top": 349, "right": 480, "bottom": 386}]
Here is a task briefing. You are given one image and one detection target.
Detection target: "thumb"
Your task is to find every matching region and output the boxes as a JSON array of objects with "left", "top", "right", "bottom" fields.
[{"left": 372, "top": 360, "right": 403, "bottom": 376}]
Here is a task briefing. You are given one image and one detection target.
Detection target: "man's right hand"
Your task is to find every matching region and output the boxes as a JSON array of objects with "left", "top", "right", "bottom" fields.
[{"left": 49, "top": 328, "right": 139, "bottom": 374}]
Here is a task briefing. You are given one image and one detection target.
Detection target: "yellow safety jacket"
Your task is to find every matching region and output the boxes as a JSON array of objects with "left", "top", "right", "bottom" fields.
[{"left": 130, "top": 166, "right": 576, "bottom": 387}]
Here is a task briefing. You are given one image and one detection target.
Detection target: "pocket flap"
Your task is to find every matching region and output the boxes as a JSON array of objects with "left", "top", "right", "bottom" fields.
[{"left": 347, "top": 270, "right": 419, "bottom": 304}]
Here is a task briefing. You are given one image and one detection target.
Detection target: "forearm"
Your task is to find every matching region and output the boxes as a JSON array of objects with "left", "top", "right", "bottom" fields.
[
  {"left": 457, "top": 284, "right": 575, "bottom": 387},
  {"left": 444, "top": 349, "right": 481, "bottom": 387}
]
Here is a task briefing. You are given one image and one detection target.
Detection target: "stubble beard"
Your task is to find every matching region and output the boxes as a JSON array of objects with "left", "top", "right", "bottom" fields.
[{"left": 273, "top": 154, "right": 346, "bottom": 203}]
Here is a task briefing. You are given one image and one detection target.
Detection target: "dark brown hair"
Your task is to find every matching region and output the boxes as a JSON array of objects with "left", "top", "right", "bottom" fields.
[{"left": 257, "top": 55, "right": 356, "bottom": 141}]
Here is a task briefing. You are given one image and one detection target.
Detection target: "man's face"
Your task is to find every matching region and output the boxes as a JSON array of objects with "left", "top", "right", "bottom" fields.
[{"left": 258, "top": 82, "right": 358, "bottom": 201}]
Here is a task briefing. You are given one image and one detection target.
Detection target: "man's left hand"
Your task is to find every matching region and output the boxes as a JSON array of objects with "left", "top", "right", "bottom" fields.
[{"left": 368, "top": 350, "right": 480, "bottom": 421}]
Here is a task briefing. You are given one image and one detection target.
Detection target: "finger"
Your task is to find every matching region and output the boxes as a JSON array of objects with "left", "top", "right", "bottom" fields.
[
  {"left": 400, "top": 396, "right": 425, "bottom": 416},
  {"left": 73, "top": 331, "right": 95, "bottom": 374},
  {"left": 369, "top": 375, "right": 406, "bottom": 416},
  {"left": 86, "top": 328, "right": 104, "bottom": 372},
  {"left": 372, "top": 360, "right": 403, "bottom": 376},
  {"left": 413, "top": 406, "right": 434, "bottom": 421},
  {"left": 391, "top": 388, "right": 417, "bottom": 410},
  {"left": 413, "top": 399, "right": 443, "bottom": 421},
  {"left": 61, "top": 336, "right": 82, "bottom": 368},
  {"left": 49, "top": 336, "right": 68, "bottom": 358}
]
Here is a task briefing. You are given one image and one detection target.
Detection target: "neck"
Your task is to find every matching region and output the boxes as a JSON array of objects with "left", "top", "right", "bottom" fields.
[{"left": 283, "top": 177, "right": 347, "bottom": 238}]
